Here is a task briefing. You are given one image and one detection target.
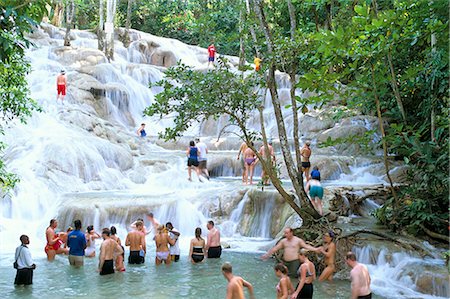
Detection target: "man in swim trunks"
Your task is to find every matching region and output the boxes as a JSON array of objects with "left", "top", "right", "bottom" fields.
[
  {"left": 261, "top": 227, "right": 316, "bottom": 277},
  {"left": 207, "top": 43, "right": 216, "bottom": 67},
  {"left": 195, "top": 137, "right": 210, "bottom": 180},
  {"left": 300, "top": 141, "right": 312, "bottom": 181},
  {"left": 67, "top": 219, "right": 87, "bottom": 267},
  {"left": 346, "top": 251, "right": 372, "bottom": 299},
  {"left": 98, "top": 228, "right": 123, "bottom": 275},
  {"left": 166, "top": 222, "right": 181, "bottom": 262},
  {"left": 237, "top": 141, "right": 248, "bottom": 183},
  {"left": 154, "top": 225, "right": 176, "bottom": 266},
  {"left": 125, "top": 221, "right": 146, "bottom": 264},
  {"left": 258, "top": 139, "right": 276, "bottom": 185},
  {"left": 222, "top": 262, "right": 255, "bottom": 299},
  {"left": 45, "top": 219, "right": 68, "bottom": 261},
  {"left": 206, "top": 220, "right": 222, "bottom": 258},
  {"left": 56, "top": 70, "right": 67, "bottom": 103}
]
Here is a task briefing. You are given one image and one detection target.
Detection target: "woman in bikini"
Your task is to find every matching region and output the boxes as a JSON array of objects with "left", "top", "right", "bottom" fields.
[
  {"left": 291, "top": 249, "right": 316, "bottom": 299},
  {"left": 154, "top": 225, "right": 175, "bottom": 266},
  {"left": 110, "top": 226, "right": 125, "bottom": 272},
  {"left": 315, "top": 231, "right": 336, "bottom": 281},
  {"left": 274, "top": 263, "right": 294, "bottom": 299},
  {"left": 243, "top": 142, "right": 257, "bottom": 185},
  {"left": 189, "top": 227, "right": 205, "bottom": 264},
  {"left": 85, "top": 225, "right": 101, "bottom": 258}
]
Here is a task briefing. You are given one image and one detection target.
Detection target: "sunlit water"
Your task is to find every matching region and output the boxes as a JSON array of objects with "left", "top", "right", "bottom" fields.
[{"left": 0, "top": 250, "right": 376, "bottom": 299}]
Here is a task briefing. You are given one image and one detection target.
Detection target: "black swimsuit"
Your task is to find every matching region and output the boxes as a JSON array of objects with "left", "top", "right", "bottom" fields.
[
  {"left": 192, "top": 246, "right": 204, "bottom": 263},
  {"left": 100, "top": 260, "right": 114, "bottom": 275},
  {"left": 295, "top": 266, "right": 314, "bottom": 299}
]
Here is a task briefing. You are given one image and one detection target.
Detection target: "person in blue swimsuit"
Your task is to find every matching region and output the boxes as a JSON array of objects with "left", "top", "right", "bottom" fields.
[
  {"left": 186, "top": 140, "right": 200, "bottom": 181},
  {"left": 137, "top": 123, "right": 147, "bottom": 137}
]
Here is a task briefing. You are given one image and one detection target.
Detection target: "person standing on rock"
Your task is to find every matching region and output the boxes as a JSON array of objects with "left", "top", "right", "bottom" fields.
[
  {"left": 195, "top": 137, "right": 210, "bottom": 180},
  {"left": 98, "top": 228, "right": 123, "bottom": 275},
  {"left": 310, "top": 166, "right": 321, "bottom": 181},
  {"left": 186, "top": 140, "right": 200, "bottom": 182},
  {"left": 56, "top": 70, "right": 67, "bottom": 103},
  {"left": 346, "top": 252, "right": 372, "bottom": 299},
  {"left": 300, "top": 141, "right": 312, "bottom": 181},
  {"left": 137, "top": 123, "right": 147, "bottom": 137},
  {"left": 221, "top": 262, "right": 255, "bottom": 299},
  {"left": 207, "top": 43, "right": 216, "bottom": 67},
  {"left": 206, "top": 220, "right": 222, "bottom": 258},
  {"left": 261, "top": 227, "right": 317, "bottom": 278},
  {"left": 258, "top": 139, "right": 276, "bottom": 186},
  {"left": 243, "top": 142, "right": 257, "bottom": 185},
  {"left": 305, "top": 177, "right": 324, "bottom": 216},
  {"left": 14, "top": 235, "right": 36, "bottom": 286},
  {"left": 237, "top": 141, "right": 248, "bottom": 183}
]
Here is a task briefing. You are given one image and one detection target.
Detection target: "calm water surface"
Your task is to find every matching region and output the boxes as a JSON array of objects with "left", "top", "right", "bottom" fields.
[{"left": 0, "top": 250, "right": 383, "bottom": 299}]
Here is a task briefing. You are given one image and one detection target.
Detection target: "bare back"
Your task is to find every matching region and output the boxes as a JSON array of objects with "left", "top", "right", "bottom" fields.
[
  {"left": 207, "top": 228, "right": 221, "bottom": 247},
  {"left": 351, "top": 263, "right": 371, "bottom": 297},
  {"left": 57, "top": 74, "right": 66, "bottom": 85},
  {"left": 300, "top": 146, "right": 311, "bottom": 162},
  {"left": 126, "top": 231, "right": 144, "bottom": 251},
  {"left": 155, "top": 233, "right": 170, "bottom": 252},
  {"left": 227, "top": 277, "right": 246, "bottom": 299}
]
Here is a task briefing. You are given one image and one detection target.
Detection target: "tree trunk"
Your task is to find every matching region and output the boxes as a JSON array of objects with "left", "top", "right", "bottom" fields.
[
  {"left": 286, "top": 0, "right": 296, "bottom": 39},
  {"left": 238, "top": 8, "right": 245, "bottom": 68},
  {"left": 251, "top": 0, "right": 321, "bottom": 225},
  {"left": 387, "top": 49, "right": 407, "bottom": 122},
  {"left": 430, "top": 31, "right": 436, "bottom": 141},
  {"left": 370, "top": 64, "right": 399, "bottom": 217},
  {"left": 51, "top": 0, "right": 64, "bottom": 27},
  {"left": 123, "top": 0, "right": 133, "bottom": 48},
  {"left": 245, "top": 0, "right": 260, "bottom": 57},
  {"left": 98, "top": 0, "right": 105, "bottom": 52},
  {"left": 63, "top": 0, "right": 75, "bottom": 47},
  {"left": 105, "top": 0, "right": 117, "bottom": 61}
]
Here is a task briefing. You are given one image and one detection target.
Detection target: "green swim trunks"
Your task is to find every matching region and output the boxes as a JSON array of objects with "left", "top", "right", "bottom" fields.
[
  {"left": 309, "top": 185, "right": 323, "bottom": 199},
  {"left": 283, "top": 259, "right": 300, "bottom": 278}
]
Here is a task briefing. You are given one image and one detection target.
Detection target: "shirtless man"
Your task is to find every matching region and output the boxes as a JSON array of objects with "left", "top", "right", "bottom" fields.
[
  {"left": 45, "top": 219, "right": 68, "bottom": 261},
  {"left": 258, "top": 140, "right": 276, "bottom": 185},
  {"left": 154, "top": 225, "right": 176, "bottom": 266},
  {"left": 206, "top": 220, "right": 222, "bottom": 258},
  {"left": 237, "top": 141, "right": 248, "bottom": 182},
  {"left": 315, "top": 231, "right": 336, "bottom": 281},
  {"left": 98, "top": 228, "right": 123, "bottom": 275},
  {"left": 346, "top": 252, "right": 372, "bottom": 299},
  {"left": 125, "top": 221, "right": 146, "bottom": 264},
  {"left": 243, "top": 143, "right": 257, "bottom": 185},
  {"left": 56, "top": 70, "right": 67, "bottom": 103},
  {"left": 146, "top": 212, "right": 160, "bottom": 234},
  {"left": 222, "top": 262, "right": 255, "bottom": 299},
  {"left": 261, "top": 227, "right": 316, "bottom": 277},
  {"left": 300, "top": 141, "right": 312, "bottom": 181}
]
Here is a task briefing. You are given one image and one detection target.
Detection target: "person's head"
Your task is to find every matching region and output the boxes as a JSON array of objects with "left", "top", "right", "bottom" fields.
[
  {"left": 274, "top": 263, "right": 288, "bottom": 277},
  {"left": 189, "top": 140, "right": 195, "bottom": 147},
  {"left": 67, "top": 226, "right": 73, "bottom": 233},
  {"left": 313, "top": 166, "right": 319, "bottom": 171},
  {"left": 268, "top": 139, "right": 273, "bottom": 145},
  {"left": 74, "top": 219, "right": 82, "bottom": 230},
  {"left": 345, "top": 251, "right": 357, "bottom": 268},
  {"left": 166, "top": 222, "right": 173, "bottom": 230},
  {"left": 305, "top": 141, "right": 311, "bottom": 147},
  {"left": 146, "top": 213, "right": 154, "bottom": 220},
  {"left": 195, "top": 227, "right": 202, "bottom": 239},
  {"left": 135, "top": 221, "right": 143, "bottom": 229},
  {"left": 195, "top": 137, "right": 200, "bottom": 143},
  {"left": 298, "top": 249, "right": 308, "bottom": 262},
  {"left": 207, "top": 220, "right": 214, "bottom": 230},
  {"left": 221, "top": 262, "right": 233, "bottom": 277},
  {"left": 323, "top": 230, "right": 335, "bottom": 243},
  {"left": 157, "top": 224, "right": 165, "bottom": 233},
  {"left": 102, "top": 228, "right": 111, "bottom": 239},
  {"left": 20, "top": 235, "right": 29, "bottom": 245},
  {"left": 87, "top": 225, "right": 94, "bottom": 233},
  {"left": 141, "top": 123, "right": 145, "bottom": 127},
  {"left": 50, "top": 219, "right": 58, "bottom": 228},
  {"left": 110, "top": 226, "right": 117, "bottom": 235},
  {"left": 283, "top": 227, "right": 294, "bottom": 240}
]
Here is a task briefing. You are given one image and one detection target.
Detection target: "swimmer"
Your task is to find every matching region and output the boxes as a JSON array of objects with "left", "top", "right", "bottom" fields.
[
  {"left": 189, "top": 227, "right": 205, "bottom": 264},
  {"left": 137, "top": 123, "right": 147, "bottom": 137},
  {"left": 126, "top": 221, "right": 146, "bottom": 264},
  {"left": 56, "top": 69, "right": 67, "bottom": 103},
  {"left": 237, "top": 141, "right": 248, "bottom": 182},
  {"left": 291, "top": 249, "right": 316, "bottom": 299},
  {"left": 45, "top": 219, "right": 68, "bottom": 261},
  {"left": 274, "top": 263, "right": 294, "bottom": 299},
  {"left": 206, "top": 220, "right": 222, "bottom": 258},
  {"left": 110, "top": 226, "right": 125, "bottom": 272},
  {"left": 222, "top": 262, "right": 255, "bottom": 299},
  {"left": 85, "top": 225, "right": 101, "bottom": 258},
  {"left": 314, "top": 231, "right": 336, "bottom": 281},
  {"left": 346, "top": 252, "right": 372, "bottom": 299},
  {"left": 154, "top": 225, "right": 175, "bottom": 266},
  {"left": 186, "top": 140, "right": 200, "bottom": 181},
  {"left": 98, "top": 228, "right": 123, "bottom": 276},
  {"left": 300, "top": 141, "right": 312, "bottom": 181},
  {"left": 243, "top": 142, "right": 257, "bottom": 185},
  {"left": 166, "top": 222, "right": 181, "bottom": 262}
]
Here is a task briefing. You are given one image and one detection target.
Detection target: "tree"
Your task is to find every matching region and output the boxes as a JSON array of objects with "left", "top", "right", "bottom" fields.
[
  {"left": 63, "top": 0, "right": 75, "bottom": 46},
  {"left": 0, "top": 1, "right": 46, "bottom": 191}
]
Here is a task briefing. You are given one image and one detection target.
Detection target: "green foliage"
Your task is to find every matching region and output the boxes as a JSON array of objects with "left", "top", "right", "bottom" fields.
[
  {"left": 144, "top": 60, "right": 262, "bottom": 140},
  {"left": 0, "top": 1, "right": 46, "bottom": 192}
]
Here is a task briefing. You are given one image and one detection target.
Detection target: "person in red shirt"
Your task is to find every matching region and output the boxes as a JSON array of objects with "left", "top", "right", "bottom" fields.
[{"left": 207, "top": 44, "right": 216, "bottom": 67}]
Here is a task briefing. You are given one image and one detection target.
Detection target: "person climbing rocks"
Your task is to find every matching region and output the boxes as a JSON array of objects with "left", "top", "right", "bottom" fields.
[
  {"left": 305, "top": 176, "right": 324, "bottom": 216},
  {"left": 207, "top": 43, "right": 216, "bottom": 67},
  {"left": 301, "top": 141, "right": 312, "bottom": 181},
  {"left": 56, "top": 70, "right": 67, "bottom": 103},
  {"left": 137, "top": 123, "right": 147, "bottom": 137}
]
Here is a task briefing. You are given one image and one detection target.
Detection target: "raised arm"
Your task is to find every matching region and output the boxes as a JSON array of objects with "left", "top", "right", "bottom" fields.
[
  {"left": 298, "top": 238, "right": 316, "bottom": 252},
  {"left": 262, "top": 240, "right": 284, "bottom": 259},
  {"left": 125, "top": 234, "right": 130, "bottom": 247}
]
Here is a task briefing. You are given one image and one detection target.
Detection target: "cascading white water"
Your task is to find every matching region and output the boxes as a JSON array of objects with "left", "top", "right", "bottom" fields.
[{"left": 0, "top": 24, "right": 446, "bottom": 299}]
